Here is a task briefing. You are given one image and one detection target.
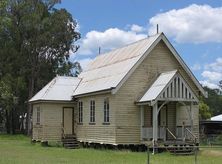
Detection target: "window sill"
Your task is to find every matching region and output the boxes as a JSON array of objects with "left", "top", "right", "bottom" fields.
[
  {"left": 102, "top": 122, "right": 110, "bottom": 125},
  {"left": 34, "top": 124, "right": 42, "bottom": 128},
  {"left": 77, "top": 123, "right": 83, "bottom": 125},
  {"left": 89, "top": 122, "right": 96, "bottom": 125}
]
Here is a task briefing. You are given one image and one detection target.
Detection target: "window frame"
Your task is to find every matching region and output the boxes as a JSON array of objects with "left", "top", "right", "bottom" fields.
[
  {"left": 36, "top": 107, "right": 40, "bottom": 125},
  {"left": 89, "top": 100, "right": 95, "bottom": 124},
  {"left": 78, "top": 101, "right": 83, "bottom": 124},
  {"left": 103, "top": 98, "right": 110, "bottom": 124}
]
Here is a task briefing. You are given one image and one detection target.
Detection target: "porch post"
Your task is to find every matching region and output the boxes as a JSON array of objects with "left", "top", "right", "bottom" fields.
[
  {"left": 190, "top": 102, "right": 194, "bottom": 132},
  {"left": 140, "top": 106, "right": 144, "bottom": 141},
  {"left": 152, "top": 102, "right": 158, "bottom": 154}
]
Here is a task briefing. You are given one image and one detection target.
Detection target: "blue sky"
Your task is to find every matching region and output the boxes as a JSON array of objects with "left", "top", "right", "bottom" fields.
[{"left": 57, "top": 0, "right": 222, "bottom": 89}]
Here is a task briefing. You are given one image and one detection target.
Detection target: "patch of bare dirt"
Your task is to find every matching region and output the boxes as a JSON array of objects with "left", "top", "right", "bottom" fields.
[{"left": 200, "top": 149, "right": 222, "bottom": 157}]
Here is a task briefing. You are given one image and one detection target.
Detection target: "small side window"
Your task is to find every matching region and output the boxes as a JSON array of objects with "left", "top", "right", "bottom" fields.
[
  {"left": 104, "top": 98, "right": 110, "bottom": 123},
  {"left": 78, "top": 101, "right": 83, "bottom": 123},
  {"left": 36, "top": 107, "right": 40, "bottom": 125},
  {"left": 90, "top": 100, "right": 95, "bottom": 123}
]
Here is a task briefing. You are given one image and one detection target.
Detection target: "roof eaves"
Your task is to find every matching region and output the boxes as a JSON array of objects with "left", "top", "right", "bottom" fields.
[
  {"left": 73, "top": 87, "right": 114, "bottom": 98},
  {"left": 137, "top": 70, "right": 177, "bottom": 105},
  {"left": 29, "top": 99, "right": 73, "bottom": 104},
  {"left": 149, "top": 70, "right": 178, "bottom": 106}
]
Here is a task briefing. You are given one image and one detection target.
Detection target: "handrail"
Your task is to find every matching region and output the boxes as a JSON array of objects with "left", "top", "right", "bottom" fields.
[
  {"left": 166, "top": 128, "right": 177, "bottom": 140},
  {"left": 185, "top": 128, "right": 197, "bottom": 142},
  {"left": 61, "top": 126, "right": 66, "bottom": 138}
]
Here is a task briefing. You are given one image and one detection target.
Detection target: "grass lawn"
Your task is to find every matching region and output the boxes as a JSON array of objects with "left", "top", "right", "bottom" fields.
[{"left": 0, "top": 135, "right": 222, "bottom": 164}]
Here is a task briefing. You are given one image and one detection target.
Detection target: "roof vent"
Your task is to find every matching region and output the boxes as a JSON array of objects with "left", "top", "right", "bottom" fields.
[
  {"left": 98, "top": 47, "right": 101, "bottom": 55},
  {"left": 157, "top": 24, "right": 159, "bottom": 34}
]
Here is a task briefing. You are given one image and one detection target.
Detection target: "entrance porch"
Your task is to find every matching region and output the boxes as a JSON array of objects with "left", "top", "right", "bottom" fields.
[
  {"left": 137, "top": 70, "right": 199, "bottom": 153},
  {"left": 140, "top": 102, "right": 197, "bottom": 143}
]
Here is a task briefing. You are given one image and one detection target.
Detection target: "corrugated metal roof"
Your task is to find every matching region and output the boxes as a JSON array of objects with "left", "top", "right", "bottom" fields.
[
  {"left": 29, "top": 76, "right": 81, "bottom": 102},
  {"left": 30, "top": 32, "right": 206, "bottom": 101},
  {"left": 211, "top": 114, "right": 222, "bottom": 121},
  {"left": 139, "top": 70, "right": 177, "bottom": 102},
  {"left": 73, "top": 34, "right": 161, "bottom": 96}
]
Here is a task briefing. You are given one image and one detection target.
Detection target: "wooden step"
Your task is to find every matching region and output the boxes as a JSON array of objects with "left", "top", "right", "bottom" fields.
[
  {"left": 62, "top": 138, "right": 77, "bottom": 142},
  {"left": 164, "top": 139, "right": 195, "bottom": 146},
  {"left": 64, "top": 143, "right": 80, "bottom": 149},
  {"left": 63, "top": 134, "right": 76, "bottom": 138},
  {"left": 166, "top": 146, "right": 195, "bottom": 155},
  {"left": 62, "top": 134, "right": 79, "bottom": 149}
]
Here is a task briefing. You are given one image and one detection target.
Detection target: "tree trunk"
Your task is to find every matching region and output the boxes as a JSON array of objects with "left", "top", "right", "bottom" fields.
[
  {"left": 26, "top": 75, "right": 35, "bottom": 136},
  {"left": 5, "top": 110, "right": 10, "bottom": 134},
  {"left": 11, "top": 107, "right": 15, "bottom": 134}
]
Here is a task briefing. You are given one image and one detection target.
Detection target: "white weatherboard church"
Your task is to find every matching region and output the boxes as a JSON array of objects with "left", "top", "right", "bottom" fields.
[{"left": 29, "top": 33, "right": 206, "bottom": 150}]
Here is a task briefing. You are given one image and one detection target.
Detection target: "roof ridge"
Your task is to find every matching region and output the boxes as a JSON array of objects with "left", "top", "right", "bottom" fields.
[
  {"left": 161, "top": 70, "right": 177, "bottom": 75},
  {"left": 83, "top": 55, "right": 140, "bottom": 73},
  {"left": 41, "top": 77, "right": 57, "bottom": 99},
  {"left": 89, "top": 33, "right": 160, "bottom": 59},
  {"left": 84, "top": 33, "right": 161, "bottom": 72}
]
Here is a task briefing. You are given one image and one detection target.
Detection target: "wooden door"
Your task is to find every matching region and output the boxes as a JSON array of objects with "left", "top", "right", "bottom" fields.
[{"left": 63, "top": 108, "right": 73, "bottom": 135}]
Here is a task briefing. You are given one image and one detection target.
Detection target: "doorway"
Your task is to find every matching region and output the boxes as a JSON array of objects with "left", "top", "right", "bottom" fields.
[{"left": 63, "top": 107, "right": 74, "bottom": 135}]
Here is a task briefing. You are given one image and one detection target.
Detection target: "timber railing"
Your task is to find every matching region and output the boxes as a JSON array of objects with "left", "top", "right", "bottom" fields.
[
  {"left": 166, "top": 128, "right": 177, "bottom": 140},
  {"left": 185, "top": 127, "right": 197, "bottom": 144},
  {"left": 61, "top": 126, "right": 66, "bottom": 139}
]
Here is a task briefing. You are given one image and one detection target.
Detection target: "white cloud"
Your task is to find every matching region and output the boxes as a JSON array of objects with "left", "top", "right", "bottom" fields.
[
  {"left": 202, "top": 71, "right": 222, "bottom": 81},
  {"left": 205, "top": 57, "right": 222, "bottom": 72},
  {"left": 78, "top": 58, "right": 93, "bottom": 70},
  {"left": 200, "top": 80, "right": 219, "bottom": 89},
  {"left": 76, "top": 23, "right": 80, "bottom": 32},
  {"left": 77, "top": 27, "right": 146, "bottom": 56},
  {"left": 130, "top": 24, "right": 145, "bottom": 33},
  {"left": 76, "top": 4, "right": 222, "bottom": 59},
  {"left": 191, "top": 63, "right": 201, "bottom": 71},
  {"left": 200, "top": 57, "right": 222, "bottom": 89},
  {"left": 149, "top": 4, "right": 222, "bottom": 43}
]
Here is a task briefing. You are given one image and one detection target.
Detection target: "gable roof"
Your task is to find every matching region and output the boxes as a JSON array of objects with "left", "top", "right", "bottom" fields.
[
  {"left": 138, "top": 70, "right": 198, "bottom": 105},
  {"left": 74, "top": 32, "right": 206, "bottom": 98},
  {"left": 29, "top": 76, "right": 81, "bottom": 103},
  {"left": 73, "top": 33, "right": 161, "bottom": 96}
]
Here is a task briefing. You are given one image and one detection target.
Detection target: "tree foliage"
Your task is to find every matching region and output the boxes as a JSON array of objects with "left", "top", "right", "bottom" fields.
[
  {"left": 0, "top": 0, "right": 81, "bottom": 134},
  {"left": 202, "top": 86, "right": 222, "bottom": 117},
  {"left": 199, "top": 100, "right": 211, "bottom": 120}
]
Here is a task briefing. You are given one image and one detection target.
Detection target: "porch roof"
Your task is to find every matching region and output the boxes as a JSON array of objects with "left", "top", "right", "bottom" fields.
[{"left": 138, "top": 70, "right": 198, "bottom": 105}]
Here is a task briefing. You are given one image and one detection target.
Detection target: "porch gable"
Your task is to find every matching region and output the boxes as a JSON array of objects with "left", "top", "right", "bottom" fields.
[{"left": 138, "top": 70, "right": 198, "bottom": 106}]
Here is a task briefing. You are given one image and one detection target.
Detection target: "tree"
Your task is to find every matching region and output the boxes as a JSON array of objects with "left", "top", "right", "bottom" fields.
[
  {"left": 202, "top": 86, "right": 222, "bottom": 116},
  {"left": 218, "top": 80, "right": 222, "bottom": 95},
  {"left": 0, "top": 0, "right": 81, "bottom": 134},
  {"left": 199, "top": 100, "right": 211, "bottom": 120}
]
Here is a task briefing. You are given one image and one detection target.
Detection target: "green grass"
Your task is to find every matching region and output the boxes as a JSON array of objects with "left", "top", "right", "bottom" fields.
[{"left": 0, "top": 135, "right": 222, "bottom": 164}]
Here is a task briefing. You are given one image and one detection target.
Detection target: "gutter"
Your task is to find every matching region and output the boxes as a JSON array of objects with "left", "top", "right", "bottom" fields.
[{"left": 73, "top": 87, "right": 115, "bottom": 99}]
